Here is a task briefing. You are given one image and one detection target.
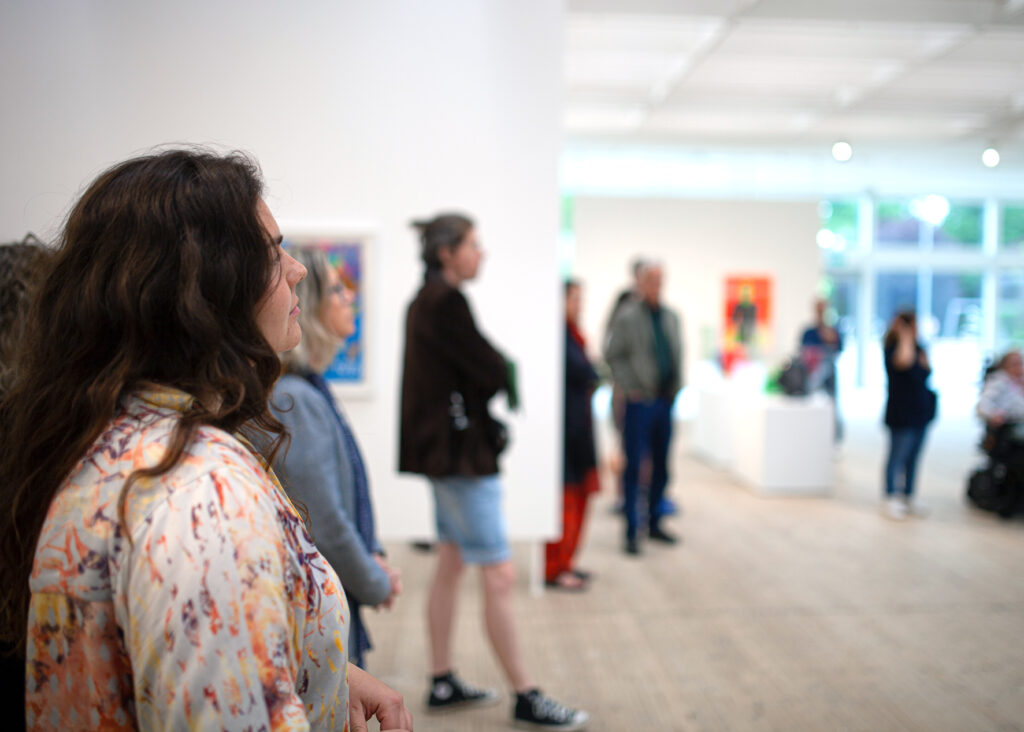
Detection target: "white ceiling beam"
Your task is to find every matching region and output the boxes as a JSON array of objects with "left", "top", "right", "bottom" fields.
[{"left": 570, "top": 0, "right": 1024, "bottom": 27}]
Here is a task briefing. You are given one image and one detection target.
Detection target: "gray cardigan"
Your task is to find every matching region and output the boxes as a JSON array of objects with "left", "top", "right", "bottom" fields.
[
  {"left": 270, "top": 374, "right": 391, "bottom": 606},
  {"left": 604, "top": 299, "right": 684, "bottom": 400}
]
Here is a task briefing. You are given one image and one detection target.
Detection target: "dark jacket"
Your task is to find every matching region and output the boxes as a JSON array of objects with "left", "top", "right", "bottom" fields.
[
  {"left": 399, "top": 272, "right": 508, "bottom": 477},
  {"left": 564, "top": 323, "right": 598, "bottom": 484},
  {"left": 884, "top": 341, "right": 936, "bottom": 429}
]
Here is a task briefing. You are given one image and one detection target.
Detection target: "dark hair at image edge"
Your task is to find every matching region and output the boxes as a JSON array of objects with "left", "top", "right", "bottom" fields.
[
  {"left": 411, "top": 212, "right": 474, "bottom": 271},
  {"left": 0, "top": 240, "right": 53, "bottom": 396},
  {"left": 0, "top": 148, "right": 289, "bottom": 655}
]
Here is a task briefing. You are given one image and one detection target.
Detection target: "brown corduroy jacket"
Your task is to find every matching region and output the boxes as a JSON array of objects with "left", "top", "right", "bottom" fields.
[{"left": 399, "top": 273, "right": 508, "bottom": 477}]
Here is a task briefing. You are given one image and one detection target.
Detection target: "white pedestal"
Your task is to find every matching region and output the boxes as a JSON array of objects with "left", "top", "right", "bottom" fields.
[
  {"left": 692, "top": 385, "right": 734, "bottom": 467},
  {"left": 732, "top": 393, "right": 834, "bottom": 495}
]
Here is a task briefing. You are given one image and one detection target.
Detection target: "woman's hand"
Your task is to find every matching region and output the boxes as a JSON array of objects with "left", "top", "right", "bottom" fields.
[
  {"left": 349, "top": 663, "right": 413, "bottom": 732},
  {"left": 374, "top": 555, "right": 403, "bottom": 610}
]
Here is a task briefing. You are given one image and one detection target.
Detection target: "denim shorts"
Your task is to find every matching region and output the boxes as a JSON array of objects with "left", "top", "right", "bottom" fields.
[{"left": 430, "top": 474, "right": 509, "bottom": 565}]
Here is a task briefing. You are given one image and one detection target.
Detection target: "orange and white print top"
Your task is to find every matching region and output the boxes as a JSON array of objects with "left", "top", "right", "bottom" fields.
[{"left": 27, "top": 387, "right": 350, "bottom": 731}]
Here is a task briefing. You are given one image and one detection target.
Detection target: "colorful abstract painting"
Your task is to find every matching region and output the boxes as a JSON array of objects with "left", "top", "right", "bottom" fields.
[{"left": 285, "top": 236, "right": 368, "bottom": 386}]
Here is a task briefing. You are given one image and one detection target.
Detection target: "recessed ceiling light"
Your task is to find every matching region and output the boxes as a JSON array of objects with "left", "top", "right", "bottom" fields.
[
  {"left": 832, "top": 141, "right": 853, "bottom": 162},
  {"left": 982, "top": 147, "right": 1001, "bottom": 168}
]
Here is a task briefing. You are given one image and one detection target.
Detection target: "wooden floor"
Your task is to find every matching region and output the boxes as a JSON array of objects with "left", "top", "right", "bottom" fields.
[{"left": 365, "top": 415, "right": 1024, "bottom": 732}]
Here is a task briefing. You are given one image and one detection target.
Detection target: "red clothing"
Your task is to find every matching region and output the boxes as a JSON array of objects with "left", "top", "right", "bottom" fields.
[
  {"left": 545, "top": 469, "right": 599, "bottom": 581},
  {"left": 547, "top": 319, "right": 601, "bottom": 581}
]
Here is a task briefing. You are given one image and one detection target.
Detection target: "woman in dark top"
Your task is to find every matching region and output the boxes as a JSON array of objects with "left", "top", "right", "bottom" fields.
[
  {"left": 882, "top": 310, "right": 936, "bottom": 520},
  {"left": 399, "top": 213, "right": 589, "bottom": 730},
  {"left": 545, "top": 279, "right": 600, "bottom": 591}
]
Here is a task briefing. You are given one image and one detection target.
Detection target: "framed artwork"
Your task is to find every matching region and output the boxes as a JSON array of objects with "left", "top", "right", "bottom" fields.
[
  {"left": 281, "top": 222, "right": 375, "bottom": 397},
  {"left": 722, "top": 274, "right": 773, "bottom": 370}
]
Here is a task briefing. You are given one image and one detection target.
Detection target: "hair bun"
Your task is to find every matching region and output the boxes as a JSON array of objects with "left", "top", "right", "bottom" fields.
[{"left": 410, "top": 219, "right": 430, "bottom": 232}]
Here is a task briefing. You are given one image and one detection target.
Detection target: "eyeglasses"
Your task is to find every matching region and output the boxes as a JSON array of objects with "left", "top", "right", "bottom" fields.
[{"left": 328, "top": 282, "right": 354, "bottom": 302}]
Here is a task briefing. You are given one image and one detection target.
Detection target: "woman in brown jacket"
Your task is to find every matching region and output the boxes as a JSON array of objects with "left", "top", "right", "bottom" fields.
[{"left": 399, "top": 213, "right": 588, "bottom": 731}]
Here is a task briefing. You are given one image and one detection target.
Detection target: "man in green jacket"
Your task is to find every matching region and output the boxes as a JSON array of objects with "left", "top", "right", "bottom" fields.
[{"left": 604, "top": 262, "right": 683, "bottom": 555}]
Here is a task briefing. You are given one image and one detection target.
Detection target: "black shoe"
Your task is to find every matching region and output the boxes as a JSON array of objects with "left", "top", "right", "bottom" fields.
[
  {"left": 648, "top": 525, "right": 679, "bottom": 545},
  {"left": 426, "top": 671, "right": 500, "bottom": 712},
  {"left": 624, "top": 537, "right": 641, "bottom": 555},
  {"left": 514, "top": 689, "right": 590, "bottom": 730}
]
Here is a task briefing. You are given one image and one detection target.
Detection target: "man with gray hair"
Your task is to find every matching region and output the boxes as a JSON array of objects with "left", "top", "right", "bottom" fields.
[{"left": 604, "top": 261, "right": 683, "bottom": 555}]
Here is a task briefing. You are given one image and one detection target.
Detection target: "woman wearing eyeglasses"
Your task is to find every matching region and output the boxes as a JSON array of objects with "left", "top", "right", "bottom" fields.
[{"left": 270, "top": 248, "right": 402, "bottom": 671}]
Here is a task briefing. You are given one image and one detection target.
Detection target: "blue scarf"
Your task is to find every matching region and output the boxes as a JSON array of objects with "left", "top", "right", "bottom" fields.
[{"left": 303, "top": 371, "right": 377, "bottom": 667}]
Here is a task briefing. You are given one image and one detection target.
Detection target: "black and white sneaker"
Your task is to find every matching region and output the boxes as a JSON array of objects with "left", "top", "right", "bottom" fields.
[
  {"left": 513, "top": 689, "right": 590, "bottom": 730},
  {"left": 426, "top": 671, "right": 500, "bottom": 712}
]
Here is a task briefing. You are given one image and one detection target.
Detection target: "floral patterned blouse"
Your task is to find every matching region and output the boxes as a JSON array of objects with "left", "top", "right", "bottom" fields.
[{"left": 26, "top": 387, "right": 351, "bottom": 731}]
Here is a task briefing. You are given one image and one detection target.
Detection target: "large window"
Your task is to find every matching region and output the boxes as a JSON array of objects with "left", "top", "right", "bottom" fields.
[
  {"left": 997, "top": 271, "right": 1024, "bottom": 350},
  {"left": 874, "top": 197, "right": 983, "bottom": 250},
  {"left": 821, "top": 198, "right": 1024, "bottom": 413},
  {"left": 1003, "top": 205, "right": 1024, "bottom": 249},
  {"left": 875, "top": 199, "right": 920, "bottom": 247},
  {"left": 932, "top": 273, "right": 981, "bottom": 339},
  {"left": 875, "top": 272, "right": 918, "bottom": 337}
]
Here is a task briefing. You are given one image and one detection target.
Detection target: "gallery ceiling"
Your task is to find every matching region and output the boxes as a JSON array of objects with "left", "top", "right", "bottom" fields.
[{"left": 565, "top": 0, "right": 1024, "bottom": 154}]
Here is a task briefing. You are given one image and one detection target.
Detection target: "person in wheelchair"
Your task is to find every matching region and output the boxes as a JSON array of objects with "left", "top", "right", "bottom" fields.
[{"left": 974, "top": 349, "right": 1024, "bottom": 517}]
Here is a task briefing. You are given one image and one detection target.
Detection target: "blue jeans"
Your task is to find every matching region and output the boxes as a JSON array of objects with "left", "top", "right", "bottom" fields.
[
  {"left": 885, "top": 427, "right": 928, "bottom": 498},
  {"left": 623, "top": 398, "right": 674, "bottom": 540}
]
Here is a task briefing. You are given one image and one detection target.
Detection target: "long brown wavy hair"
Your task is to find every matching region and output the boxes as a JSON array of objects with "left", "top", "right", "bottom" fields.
[{"left": 0, "top": 148, "right": 288, "bottom": 654}]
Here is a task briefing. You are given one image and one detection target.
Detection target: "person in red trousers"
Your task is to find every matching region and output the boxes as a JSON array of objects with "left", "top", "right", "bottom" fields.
[{"left": 546, "top": 279, "right": 601, "bottom": 591}]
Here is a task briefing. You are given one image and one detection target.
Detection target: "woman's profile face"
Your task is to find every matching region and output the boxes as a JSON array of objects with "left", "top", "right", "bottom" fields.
[
  {"left": 319, "top": 265, "right": 356, "bottom": 340},
  {"left": 440, "top": 228, "right": 483, "bottom": 283},
  {"left": 254, "top": 199, "right": 307, "bottom": 353},
  {"left": 565, "top": 284, "right": 582, "bottom": 324}
]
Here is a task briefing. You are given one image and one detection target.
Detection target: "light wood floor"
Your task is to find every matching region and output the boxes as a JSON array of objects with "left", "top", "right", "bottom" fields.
[{"left": 365, "top": 416, "right": 1024, "bottom": 732}]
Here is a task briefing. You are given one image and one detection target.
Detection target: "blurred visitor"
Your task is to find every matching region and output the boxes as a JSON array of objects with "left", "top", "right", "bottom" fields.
[
  {"left": 604, "top": 261, "right": 683, "bottom": 555},
  {"left": 399, "top": 212, "right": 589, "bottom": 730},
  {"left": 545, "top": 279, "right": 600, "bottom": 592},
  {"left": 977, "top": 349, "right": 1024, "bottom": 428},
  {"left": 271, "top": 248, "right": 402, "bottom": 670},
  {"left": 800, "top": 297, "right": 844, "bottom": 441},
  {"left": 882, "top": 310, "right": 937, "bottom": 520},
  {"left": 0, "top": 235, "right": 51, "bottom": 732}
]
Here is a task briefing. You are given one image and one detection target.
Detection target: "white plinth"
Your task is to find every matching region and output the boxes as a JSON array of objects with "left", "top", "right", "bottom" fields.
[
  {"left": 692, "top": 386, "right": 734, "bottom": 467},
  {"left": 732, "top": 393, "right": 834, "bottom": 495}
]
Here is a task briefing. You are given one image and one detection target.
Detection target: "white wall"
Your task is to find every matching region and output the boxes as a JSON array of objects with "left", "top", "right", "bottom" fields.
[
  {"left": 0, "top": 0, "right": 564, "bottom": 540},
  {"left": 572, "top": 197, "right": 821, "bottom": 379}
]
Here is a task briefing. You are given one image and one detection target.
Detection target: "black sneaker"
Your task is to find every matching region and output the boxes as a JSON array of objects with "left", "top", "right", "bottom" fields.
[
  {"left": 513, "top": 689, "right": 590, "bottom": 730},
  {"left": 426, "top": 671, "right": 500, "bottom": 712},
  {"left": 648, "top": 525, "right": 679, "bottom": 545}
]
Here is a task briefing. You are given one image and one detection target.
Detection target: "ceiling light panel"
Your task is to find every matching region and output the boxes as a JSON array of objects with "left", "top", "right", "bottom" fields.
[
  {"left": 941, "top": 30, "right": 1024, "bottom": 63},
  {"left": 568, "top": 14, "right": 724, "bottom": 54},
  {"left": 712, "top": 20, "right": 959, "bottom": 60},
  {"left": 813, "top": 113, "right": 986, "bottom": 139},
  {"left": 567, "top": 50, "right": 694, "bottom": 90},
  {"left": 646, "top": 108, "right": 815, "bottom": 135},
  {"left": 888, "top": 63, "right": 1024, "bottom": 98},
  {"left": 564, "top": 104, "right": 646, "bottom": 133},
  {"left": 682, "top": 56, "right": 880, "bottom": 92}
]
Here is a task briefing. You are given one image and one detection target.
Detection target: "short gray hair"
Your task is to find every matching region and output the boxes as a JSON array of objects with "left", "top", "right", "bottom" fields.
[{"left": 280, "top": 248, "right": 344, "bottom": 374}]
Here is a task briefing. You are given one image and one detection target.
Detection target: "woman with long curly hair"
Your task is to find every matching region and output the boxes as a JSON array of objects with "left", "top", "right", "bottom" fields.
[{"left": 0, "top": 149, "right": 411, "bottom": 731}]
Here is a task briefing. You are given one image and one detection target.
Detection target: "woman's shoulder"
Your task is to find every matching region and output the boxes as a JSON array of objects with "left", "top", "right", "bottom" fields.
[
  {"left": 271, "top": 373, "right": 334, "bottom": 423},
  {"left": 273, "top": 372, "right": 320, "bottom": 401},
  {"left": 37, "top": 409, "right": 279, "bottom": 580}
]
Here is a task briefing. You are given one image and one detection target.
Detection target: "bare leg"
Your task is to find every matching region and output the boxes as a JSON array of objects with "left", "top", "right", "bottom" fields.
[
  {"left": 481, "top": 560, "right": 532, "bottom": 692},
  {"left": 427, "top": 542, "right": 464, "bottom": 675}
]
